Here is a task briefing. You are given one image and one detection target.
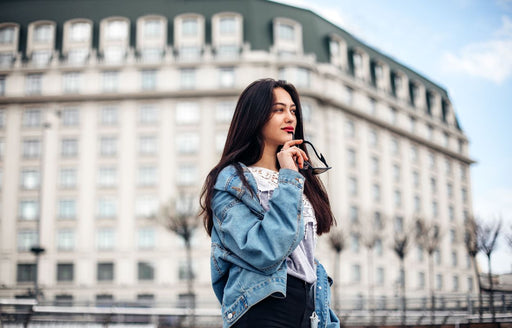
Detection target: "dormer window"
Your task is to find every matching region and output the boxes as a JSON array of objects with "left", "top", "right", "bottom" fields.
[
  {"left": 33, "top": 24, "right": 53, "bottom": 43},
  {"left": 27, "top": 21, "right": 56, "bottom": 67},
  {"left": 63, "top": 19, "right": 92, "bottom": 65},
  {"left": 69, "top": 22, "right": 91, "bottom": 42},
  {"left": 182, "top": 18, "right": 198, "bottom": 36},
  {"left": 174, "top": 14, "right": 205, "bottom": 61},
  {"left": 277, "top": 22, "right": 295, "bottom": 41},
  {"left": 212, "top": 12, "right": 243, "bottom": 60},
  {"left": 137, "top": 15, "right": 166, "bottom": 63},
  {"left": 106, "top": 20, "right": 128, "bottom": 41},
  {"left": 273, "top": 18, "right": 302, "bottom": 57},
  {"left": 219, "top": 17, "right": 236, "bottom": 35},
  {"left": 100, "top": 17, "right": 130, "bottom": 64},
  {"left": 144, "top": 19, "right": 162, "bottom": 38},
  {"left": 0, "top": 26, "right": 15, "bottom": 44}
]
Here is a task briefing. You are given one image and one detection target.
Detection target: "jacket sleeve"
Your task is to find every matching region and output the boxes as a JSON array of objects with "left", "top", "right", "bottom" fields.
[{"left": 212, "top": 168, "right": 305, "bottom": 274}]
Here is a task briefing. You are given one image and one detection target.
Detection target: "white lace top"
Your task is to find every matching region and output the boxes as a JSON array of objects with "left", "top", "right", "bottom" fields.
[{"left": 248, "top": 166, "right": 317, "bottom": 283}]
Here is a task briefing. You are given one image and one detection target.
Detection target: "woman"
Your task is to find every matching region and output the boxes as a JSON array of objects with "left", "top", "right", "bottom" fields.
[{"left": 200, "top": 79, "right": 340, "bottom": 328}]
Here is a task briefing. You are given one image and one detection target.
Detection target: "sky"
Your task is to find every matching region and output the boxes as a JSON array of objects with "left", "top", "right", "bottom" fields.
[{"left": 273, "top": 0, "right": 512, "bottom": 274}]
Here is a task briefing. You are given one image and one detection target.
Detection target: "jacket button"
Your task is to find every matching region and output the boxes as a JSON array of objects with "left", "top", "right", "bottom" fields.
[
  {"left": 318, "top": 286, "right": 322, "bottom": 290},
  {"left": 228, "top": 313, "right": 233, "bottom": 319}
]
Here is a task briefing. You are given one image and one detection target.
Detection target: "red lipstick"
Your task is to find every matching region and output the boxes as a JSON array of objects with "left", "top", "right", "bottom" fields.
[{"left": 282, "top": 127, "right": 294, "bottom": 133}]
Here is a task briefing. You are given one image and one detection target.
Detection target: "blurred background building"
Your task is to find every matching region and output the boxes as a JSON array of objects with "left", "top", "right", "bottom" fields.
[{"left": 0, "top": 0, "right": 475, "bottom": 310}]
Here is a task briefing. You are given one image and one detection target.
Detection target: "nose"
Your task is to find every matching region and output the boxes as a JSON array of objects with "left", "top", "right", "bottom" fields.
[{"left": 285, "top": 108, "right": 295, "bottom": 122}]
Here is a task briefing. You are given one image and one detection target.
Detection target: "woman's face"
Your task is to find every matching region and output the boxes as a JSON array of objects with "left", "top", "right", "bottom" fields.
[{"left": 261, "top": 87, "right": 297, "bottom": 149}]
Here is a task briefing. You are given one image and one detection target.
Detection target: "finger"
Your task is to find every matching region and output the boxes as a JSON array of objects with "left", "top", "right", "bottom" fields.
[{"left": 282, "top": 139, "right": 303, "bottom": 149}]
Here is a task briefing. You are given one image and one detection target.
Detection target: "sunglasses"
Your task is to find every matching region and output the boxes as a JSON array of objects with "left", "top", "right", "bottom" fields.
[{"left": 300, "top": 140, "right": 331, "bottom": 175}]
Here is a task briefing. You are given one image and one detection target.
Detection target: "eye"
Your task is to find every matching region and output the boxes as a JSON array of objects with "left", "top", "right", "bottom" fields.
[{"left": 291, "top": 108, "right": 297, "bottom": 115}]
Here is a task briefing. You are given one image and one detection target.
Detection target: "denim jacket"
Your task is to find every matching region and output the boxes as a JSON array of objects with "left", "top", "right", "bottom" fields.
[{"left": 210, "top": 163, "right": 340, "bottom": 328}]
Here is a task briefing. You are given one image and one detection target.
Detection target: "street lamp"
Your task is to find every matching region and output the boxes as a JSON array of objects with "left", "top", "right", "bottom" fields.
[{"left": 30, "top": 246, "right": 45, "bottom": 301}]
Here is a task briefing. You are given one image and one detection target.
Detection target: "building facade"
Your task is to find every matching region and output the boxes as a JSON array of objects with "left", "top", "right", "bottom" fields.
[{"left": 0, "top": 0, "right": 475, "bottom": 310}]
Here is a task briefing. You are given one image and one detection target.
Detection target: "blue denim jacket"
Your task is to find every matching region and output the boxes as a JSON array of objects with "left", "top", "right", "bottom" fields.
[{"left": 210, "top": 163, "right": 340, "bottom": 328}]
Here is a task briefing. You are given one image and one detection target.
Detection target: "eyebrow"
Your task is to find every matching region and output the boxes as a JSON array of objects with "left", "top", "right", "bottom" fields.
[{"left": 272, "top": 102, "right": 296, "bottom": 107}]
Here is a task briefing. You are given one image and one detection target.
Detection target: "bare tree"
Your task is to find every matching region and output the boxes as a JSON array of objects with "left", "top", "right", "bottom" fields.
[
  {"left": 415, "top": 217, "right": 442, "bottom": 324},
  {"left": 478, "top": 217, "right": 502, "bottom": 322},
  {"left": 154, "top": 192, "right": 200, "bottom": 311},
  {"left": 328, "top": 226, "right": 345, "bottom": 312},
  {"left": 360, "top": 211, "right": 385, "bottom": 322},
  {"left": 392, "top": 223, "right": 410, "bottom": 327},
  {"left": 464, "top": 216, "right": 483, "bottom": 320}
]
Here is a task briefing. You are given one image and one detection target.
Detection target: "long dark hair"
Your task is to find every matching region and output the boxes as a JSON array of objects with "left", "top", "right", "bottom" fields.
[{"left": 200, "top": 78, "right": 335, "bottom": 236}]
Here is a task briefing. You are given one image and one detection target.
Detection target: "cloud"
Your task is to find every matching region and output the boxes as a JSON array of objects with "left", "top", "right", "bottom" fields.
[{"left": 441, "top": 16, "right": 512, "bottom": 84}]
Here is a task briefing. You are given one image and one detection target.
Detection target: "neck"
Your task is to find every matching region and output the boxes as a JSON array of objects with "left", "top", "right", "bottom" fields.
[{"left": 252, "top": 143, "right": 278, "bottom": 171}]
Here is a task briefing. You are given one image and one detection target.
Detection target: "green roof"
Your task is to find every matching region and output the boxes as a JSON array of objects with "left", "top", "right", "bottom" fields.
[{"left": 0, "top": 0, "right": 449, "bottom": 98}]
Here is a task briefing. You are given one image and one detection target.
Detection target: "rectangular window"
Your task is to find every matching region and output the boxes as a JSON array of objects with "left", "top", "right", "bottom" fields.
[
  {"left": 139, "top": 135, "right": 157, "bottom": 155},
  {"left": 178, "top": 46, "right": 201, "bottom": 61},
  {"left": 57, "top": 229, "right": 75, "bottom": 251},
  {"left": 61, "top": 138, "right": 78, "bottom": 157},
  {"left": 0, "top": 53, "right": 14, "bottom": 68},
  {"left": 26, "top": 74, "right": 42, "bottom": 95},
  {"left": 351, "top": 264, "right": 361, "bottom": 283},
  {"left": 17, "top": 263, "right": 36, "bottom": 282},
  {"left": 436, "top": 274, "right": 443, "bottom": 290},
  {"left": 97, "top": 167, "right": 117, "bottom": 188},
  {"left": 345, "top": 120, "right": 355, "bottom": 138},
  {"left": 350, "top": 233, "right": 360, "bottom": 253},
  {"left": 102, "top": 71, "right": 118, "bottom": 92},
  {"left": 61, "top": 108, "right": 79, "bottom": 126},
  {"left": 97, "top": 197, "right": 117, "bottom": 219},
  {"left": 219, "top": 67, "right": 235, "bottom": 88},
  {"left": 138, "top": 262, "right": 155, "bottom": 281},
  {"left": 58, "top": 199, "right": 76, "bottom": 219},
  {"left": 393, "top": 164, "right": 400, "bottom": 183},
  {"left": 176, "top": 133, "right": 200, "bottom": 154},
  {"left": 215, "top": 132, "right": 227, "bottom": 153},
  {"left": 22, "top": 139, "right": 41, "bottom": 159},
  {"left": 19, "top": 200, "right": 39, "bottom": 220},
  {"left": 138, "top": 165, "right": 157, "bottom": 186},
  {"left": 180, "top": 68, "right": 195, "bottom": 90},
  {"left": 100, "top": 106, "right": 118, "bottom": 125},
  {"left": 141, "top": 70, "right": 157, "bottom": 90},
  {"left": 348, "top": 177, "right": 357, "bottom": 196},
  {"left": 97, "top": 228, "right": 115, "bottom": 250},
  {"left": 176, "top": 102, "right": 199, "bottom": 124},
  {"left": 138, "top": 227, "right": 155, "bottom": 250},
  {"left": 22, "top": 109, "right": 41, "bottom": 127},
  {"left": 20, "top": 169, "right": 40, "bottom": 190},
  {"left": 178, "top": 261, "right": 195, "bottom": 281},
  {"left": 99, "top": 136, "right": 117, "bottom": 156},
  {"left": 135, "top": 195, "right": 158, "bottom": 217},
  {"left": 32, "top": 50, "right": 52, "bottom": 67},
  {"left": 68, "top": 48, "right": 89, "bottom": 64},
  {"left": 347, "top": 149, "right": 356, "bottom": 168},
  {"left": 139, "top": 104, "right": 158, "bottom": 125},
  {"left": 59, "top": 168, "right": 77, "bottom": 188},
  {"left": 57, "top": 263, "right": 74, "bottom": 282},
  {"left": 376, "top": 267, "right": 385, "bottom": 286},
  {"left": 371, "top": 156, "right": 379, "bottom": 175},
  {"left": 97, "top": 262, "right": 114, "bottom": 281},
  {"left": 17, "top": 230, "right": 38, "bottom": 251},
  {"left": 177, "top": 164, "right": 197, "bottom": 186},
  {"left": 369, "top": 129, "right": 378, "bottom": 147},
  {"left": 349, "top": 206, "right": 358, "bottom": 224},
  {"left": 62, "top": 72, "right": 81, "bottom": 93},
  {"left": 373, "top": 184, "right": 381, "bottom": 202},
  {"left": 418, "top": 272, "right": 425, "bottom": 289},
  {"left": 0, "top": 75, "right": 5, "bottom": 95},
  {"left": 215, "top": 101, "right": 235, "bottom": 123}
]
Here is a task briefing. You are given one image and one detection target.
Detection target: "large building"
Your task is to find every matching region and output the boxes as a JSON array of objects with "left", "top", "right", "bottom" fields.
[{"left": 0, "top": 0, "right": 475, "bottom": 311}]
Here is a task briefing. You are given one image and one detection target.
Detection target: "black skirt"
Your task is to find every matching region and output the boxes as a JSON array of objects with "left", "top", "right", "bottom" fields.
[{"left": 231, "top": 275, "right": 315, "bottom": 328}]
